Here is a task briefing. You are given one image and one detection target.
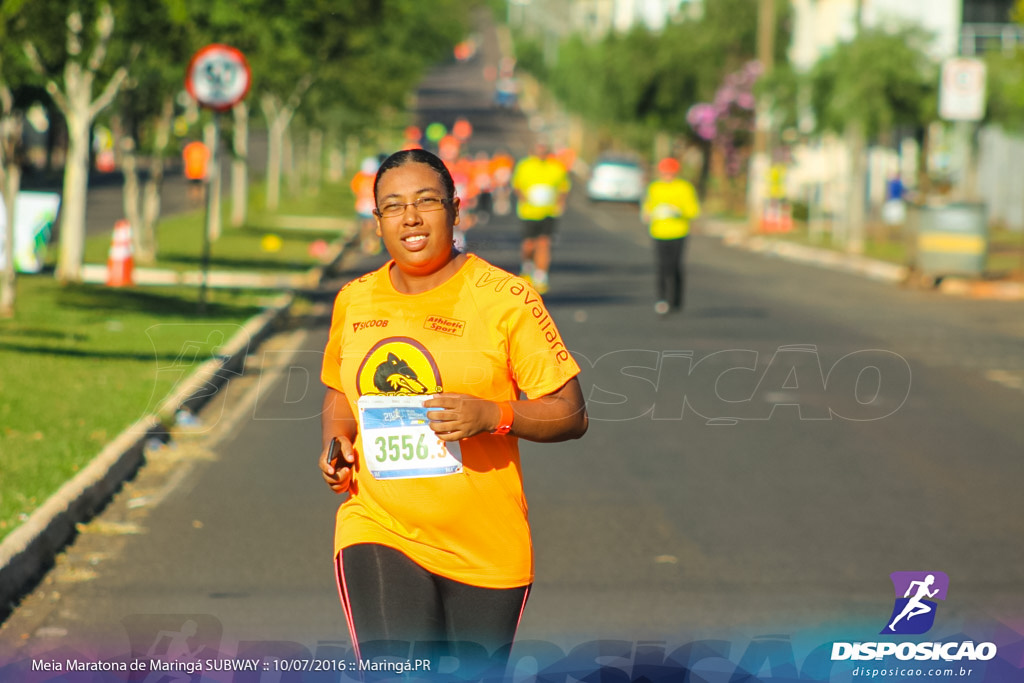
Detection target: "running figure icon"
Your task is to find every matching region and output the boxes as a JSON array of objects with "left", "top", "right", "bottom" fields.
[
  {"left": 882, "top": 571, "right": 949, "bottom": 635},
  {"left": 888, "top": 574, "right": 939, "bottom": 631}
]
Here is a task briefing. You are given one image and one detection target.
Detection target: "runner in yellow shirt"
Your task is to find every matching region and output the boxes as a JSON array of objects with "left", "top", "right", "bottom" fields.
[
  {"left": 320, "top": 148, "right": 588, "bottom": 675},
  {"left": 511, "top": 141, "right": 571, "bottom": 293},
  {"left": 641, "top": 157, "right": 701, "bottom": 315}
]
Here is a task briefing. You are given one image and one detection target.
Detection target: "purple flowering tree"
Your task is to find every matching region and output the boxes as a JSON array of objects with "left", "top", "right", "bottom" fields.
[
  {"left": 687, "top": 60, "right": 762, "bottom": 178},
  {"left": 686, "top": 61, "right": 763, "bottom": 208}
]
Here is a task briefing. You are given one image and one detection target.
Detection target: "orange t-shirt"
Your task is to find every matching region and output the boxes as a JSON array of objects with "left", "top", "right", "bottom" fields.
[{"left": 321, "top": 255, "right": 581, "bottom": 588}]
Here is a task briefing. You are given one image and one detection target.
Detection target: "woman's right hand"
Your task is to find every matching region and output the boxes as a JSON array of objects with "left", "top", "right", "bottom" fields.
[{"left": 320, "top": 436, "right": 356, "bottom": 494}]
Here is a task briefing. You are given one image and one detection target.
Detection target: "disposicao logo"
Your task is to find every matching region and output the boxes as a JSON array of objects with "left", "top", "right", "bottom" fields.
[
  {"left": 831, "top": 571, "right": 998, "bottom": 663},
  {"left": 881, "top": 571, "right": 949, "bottom": 635}
]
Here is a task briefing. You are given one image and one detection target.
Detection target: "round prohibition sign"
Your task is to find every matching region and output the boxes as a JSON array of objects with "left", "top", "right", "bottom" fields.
[
  {"left": 944, "top": 59, "right": 983, "bottom": 94},
  {"left": 186, "top": 44, "right": 251, "bottom": 111}
]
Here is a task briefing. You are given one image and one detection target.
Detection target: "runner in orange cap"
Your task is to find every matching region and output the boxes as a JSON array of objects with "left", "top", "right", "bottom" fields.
[
  {"left": 641, "top": 157, "right": 700, "bottom": 315},
  {"left": 489, "top": 149, "right": 515, "bottom": 216}
]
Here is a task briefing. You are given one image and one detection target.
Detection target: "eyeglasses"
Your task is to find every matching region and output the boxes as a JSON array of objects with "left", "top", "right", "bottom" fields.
[{"left": 374, "top": 196, "right": 450, "bottom": 218}]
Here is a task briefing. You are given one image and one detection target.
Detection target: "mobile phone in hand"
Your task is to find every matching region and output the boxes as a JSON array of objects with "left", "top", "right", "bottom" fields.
[{"left": 327, "top": 437, "right": 342, "bottom": 467}]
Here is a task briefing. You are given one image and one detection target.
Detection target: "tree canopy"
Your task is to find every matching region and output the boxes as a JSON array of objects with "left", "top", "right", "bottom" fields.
[
  {"left": 518, "top": 0, "right": 791, "bottom": 143},
  {"left": 807, "top": 26, "right": 937, "bottom": 139},
  {"left": 0, "top": 0, "right": 477, "bottom": 283}
]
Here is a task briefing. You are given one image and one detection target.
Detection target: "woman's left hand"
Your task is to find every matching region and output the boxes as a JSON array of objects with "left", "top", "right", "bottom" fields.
[{"left": 423, "top": 393, "right": 498, "bottom": 441}]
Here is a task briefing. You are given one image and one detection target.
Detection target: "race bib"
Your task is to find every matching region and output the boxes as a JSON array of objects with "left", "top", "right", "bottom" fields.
[
  {"left": 651, "top": 203, "right": 682, "bottom": 220},
  {"left": 526, "top": 184, "right": 557, "bottom": 207},
  {"left": 357, "top": 395, "right": 463, "bottom": 480}
]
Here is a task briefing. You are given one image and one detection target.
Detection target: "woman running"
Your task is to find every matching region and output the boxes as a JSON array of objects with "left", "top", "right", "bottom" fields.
[{"left": 319, "top": 148, "right": 588, "bottom": 676}]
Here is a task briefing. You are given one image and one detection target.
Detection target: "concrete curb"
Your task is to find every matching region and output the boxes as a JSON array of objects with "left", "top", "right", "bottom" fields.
[
  {"left": 727, "top": 232, "right": 909, "bottom": 283},
  {"left": 0, "top": 415, "right": 164, "bottom": 616},
  {"left": 710, "top": 221, "right": 1024, "bottom": 299},
  {"left": 0, "top": 234, "right": 356, "bottom": 617},
  {"left": 938, "top": 277, "right": 1024, "bottom": 300},
  {"left": 79, "top": 264, "right": 321, "bottom": 289}
]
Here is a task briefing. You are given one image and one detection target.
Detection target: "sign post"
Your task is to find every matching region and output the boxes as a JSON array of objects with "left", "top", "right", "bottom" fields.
[
  {"left": 939, "top": 58, "right": 986, "bottom": 201},
  {"left": 185, "top": 44, "right": 251, "bottom": 313},
  {"left": 939, "top": 58, "right": 986, "bottom": 122}
]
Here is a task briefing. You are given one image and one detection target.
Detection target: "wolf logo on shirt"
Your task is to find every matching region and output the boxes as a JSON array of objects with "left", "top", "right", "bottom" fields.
[
  {"left": 357, "top": 337, "right": 443, "bottom": 396},
  {"left": 373, "top": 353, "right": 429, "bottom": 394}
]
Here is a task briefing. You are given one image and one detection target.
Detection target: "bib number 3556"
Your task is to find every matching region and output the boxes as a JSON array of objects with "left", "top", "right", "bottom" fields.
[
  {"left": 373, "top": 433, "right": 434, "bottom": 462},
  {"left": 357, "top": 395, "right": 463, "bottom": 480}
]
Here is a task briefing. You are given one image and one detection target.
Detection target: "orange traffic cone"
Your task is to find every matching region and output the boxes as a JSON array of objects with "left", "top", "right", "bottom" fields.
[
  {"left": 779, "top": 203, "right": 793, "bottom": 233},
  {"left": 107, "top": 220, "right": 134, "bottom": 287},
  {"left": 760, "top": 202, "right": 779, "bottom": 233}
]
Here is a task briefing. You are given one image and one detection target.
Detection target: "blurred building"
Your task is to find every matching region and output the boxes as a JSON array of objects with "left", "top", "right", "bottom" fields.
[
  {"left": 786, "top": 0, "right": 1024, "bottom": 230},
  {"left": 791, "top": 0, "right": 1019, "bottom": 67},
  {"left": 514, "top": 0, "right": 696, "bottom": 42},
  {"left": 790, "top": 0, "right": 961, "bottom": 68},
  {"left": 961, "top": 0, "right": 1022, "bottom": 54}
]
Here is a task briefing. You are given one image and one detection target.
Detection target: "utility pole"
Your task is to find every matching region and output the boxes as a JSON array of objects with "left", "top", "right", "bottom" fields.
[
  {"left": 844, "top": 0, "right": 866, "bottom": 254},
  {"left": 748, "top": 0, "right": 775, "bottom": 235}
]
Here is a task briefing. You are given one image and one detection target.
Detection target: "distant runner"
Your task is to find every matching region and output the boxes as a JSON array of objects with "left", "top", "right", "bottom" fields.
[
  {"left": 641, "top": 157, "right": 700, "bottom": 315},
  {"left": 511, "top": 141, "right": 570, "bottom": 294}
]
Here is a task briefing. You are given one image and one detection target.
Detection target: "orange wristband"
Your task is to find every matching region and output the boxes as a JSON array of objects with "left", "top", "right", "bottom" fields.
[{"left": 491, "top": 401, "right": 514, "bottom": 435}]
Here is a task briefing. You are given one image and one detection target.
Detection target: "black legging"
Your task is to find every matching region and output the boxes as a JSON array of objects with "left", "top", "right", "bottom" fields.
[
  {"left": 654, "top": 236, "right": 687, "bottom": 310},
  {"left": 336, "top": 543, "right": 530, "bottom": 677}
]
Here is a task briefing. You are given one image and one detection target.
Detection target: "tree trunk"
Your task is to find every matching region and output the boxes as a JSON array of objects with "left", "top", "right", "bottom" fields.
[
  {"left": 916, "top": 125, "right": 931, "bottom": 197},
  {"left": 266, "top": 118, "right": 284, "bottom": 211},
  {"left": 230, "top": 100, "right": 249, "bottom": 227},
  {"left": 139, "top": 96, "right": 174, "bottom": 263},
  {"left": 284, "top": 128, "right": 298, "bottom": 197},
  {"left": 327, "top": 133, "right": 343, "bottom": 183},
  {"left": 324, "top": 127, "right": 342, "bottom": 183},
  {"left": 139, "top": 162, "right": 162, "bottom": 263},
  {"left": 845, "top": 120, "right": 867, "bottom": 255},
  {"left": 261, "top": 94, "right": 296, "bottom": 212},
  {"left": 307, "top": 128, "right": 323, "bottom": 195},
  {"left": 25, "top": 5, "right": 130, "bottom": 283},
  {"left": 56, "top": 105, "right": 91, "bottom": 283},
  {"left": 697, "top": 139, "right": 712, "bottom": 201},
  {"left": 119, "top": 136, "right": 143, "bottom": 257},
  {"left": 280, "top": 127, "right": 296, "bottom": 197},
  {"left": 0, "top": 164, "right": 19, "bottom": 318},
  {"left": 0, "top": 89, "right": 23, "bottom": 318}
]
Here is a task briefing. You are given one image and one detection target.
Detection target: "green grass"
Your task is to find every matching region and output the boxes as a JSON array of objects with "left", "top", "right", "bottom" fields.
[
  {"left": 83, "top": 179, "right": 357, "bottom": 273},
  {"left": 247, "top": 179, "right": 357, "bottom": 222},
  {"left": 0, "top": 277, "right": 271, "bottom": 540},
  {"left": 1, "top": 179, "right": 356, "bottom": 543}
]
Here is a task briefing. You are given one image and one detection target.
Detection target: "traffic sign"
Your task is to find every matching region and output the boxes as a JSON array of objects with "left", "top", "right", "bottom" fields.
[
  {"left": 939, "top": 58, "right": 986, "bottom": 122},
  {"left": 185, "top": 44, "right": 251, "bottom": 112}
]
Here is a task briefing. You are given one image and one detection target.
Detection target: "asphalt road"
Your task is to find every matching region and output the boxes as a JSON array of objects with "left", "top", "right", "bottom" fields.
[{"left": 3, "top": 15, "right": 1024, "bottom": 683}]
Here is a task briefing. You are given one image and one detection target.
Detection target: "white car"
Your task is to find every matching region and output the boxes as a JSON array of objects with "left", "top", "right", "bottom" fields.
[{"left": 586, "top": 157, "right": 645, "bottom": 203}]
